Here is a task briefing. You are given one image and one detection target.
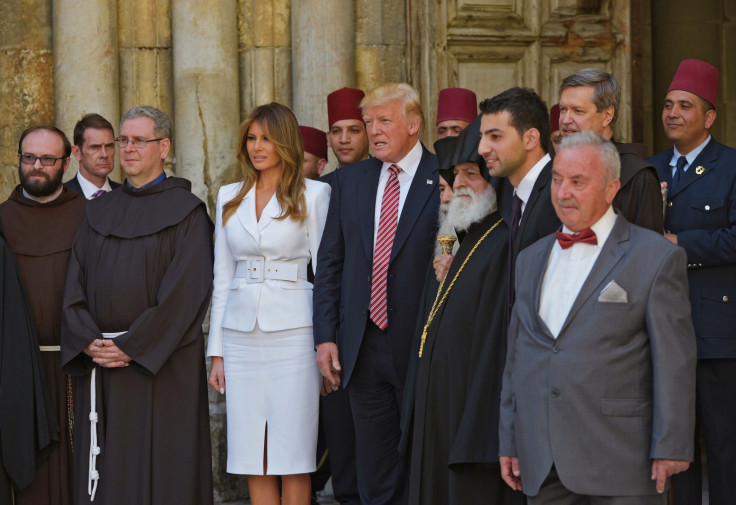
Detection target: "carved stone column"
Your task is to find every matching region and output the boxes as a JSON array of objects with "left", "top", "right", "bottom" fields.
[
  {"left": 355, "top": 0, "right": 408, "bottom": 93},
  {"left": 118, "top": 0, "right": 174, "bottom": 172},
  {"left": 291, "top": 0, "right": 355, "bottom": 129},
  {"left": 238, "top": 0, "right": 292, "bottom": 119},
  {"left": 172, "top": 0, "right": 241, "bottom": 211},
  {"left": 0, "top": 0, "right": 55, "bottom": 198},
  {"left": 52, "top": 0, "right": 120, "bottom": 180}
]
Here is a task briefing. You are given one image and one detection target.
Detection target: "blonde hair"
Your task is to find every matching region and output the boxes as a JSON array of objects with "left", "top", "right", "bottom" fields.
[
  {"left": 222, "top": 103, "right": 307, "bottom": 225},
  {"left": 361, "top": 83, "right": 425, "bottom": 134}
]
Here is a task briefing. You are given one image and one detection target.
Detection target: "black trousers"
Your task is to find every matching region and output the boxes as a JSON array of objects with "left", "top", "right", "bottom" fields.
[
  {"left": 673, "top": 358, "right": 736, "bottom": 505},
  {"left": 320, "top": 387, "right": 361, "bottom": 504},
  {"left": 347, "top": 321, "right": 408, "bottom": 505}
]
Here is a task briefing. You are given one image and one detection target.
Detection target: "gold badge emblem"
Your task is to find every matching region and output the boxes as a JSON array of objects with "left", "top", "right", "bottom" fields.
[{"left": 695, "top": 166, "right": 705, "bottom": 175}]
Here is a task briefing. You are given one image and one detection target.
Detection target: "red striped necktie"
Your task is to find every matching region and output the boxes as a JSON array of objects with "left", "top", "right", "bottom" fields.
[{"left": 370, "top": 164, "right": 401, "bottom": 330}]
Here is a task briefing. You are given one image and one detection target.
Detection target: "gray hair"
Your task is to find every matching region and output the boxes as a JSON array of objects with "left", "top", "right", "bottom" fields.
[
  {"left": 557, "top": 131, "right": 621, "bottom": 181},
  {"left": 120, "top": 105, "right": 173, "bottom": 139},
  {"left": 560, "top": 68, "right": 621, "bottom": 129}
]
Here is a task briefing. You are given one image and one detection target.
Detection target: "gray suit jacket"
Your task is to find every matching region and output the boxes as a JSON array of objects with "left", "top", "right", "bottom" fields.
[{"left": 499, "top": 213, "right": 696, "bottom": 497}]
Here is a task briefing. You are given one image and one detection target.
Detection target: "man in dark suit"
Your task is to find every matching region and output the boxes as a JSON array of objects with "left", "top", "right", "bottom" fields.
[
  {"left": 648, "top": 59, "right": 736, "bottom": 505},
  {"left": 66, "top": 113, "right": 120, "bottom": 199},
  {"left": 313, "top": 83, "right": 439, "bottom": 505},
  {"left": 558, "top": 68, "right": 663, "bottom": 233},
  {"left": 477, "top": 87, "right": 560, "bottom": 310},
  {"left": 500, "top": 131, "right": 696, "bottom": 504}
]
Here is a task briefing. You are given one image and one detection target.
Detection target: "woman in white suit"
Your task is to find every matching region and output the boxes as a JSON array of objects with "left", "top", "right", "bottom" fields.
[{"left": 207, "top": 102, "right": 330, "bottom": 505}]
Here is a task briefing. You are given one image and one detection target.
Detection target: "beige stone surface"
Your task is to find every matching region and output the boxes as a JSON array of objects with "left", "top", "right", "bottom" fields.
[
  {"left": 118, "top": 0, "right": 174, "bottom": 173},
  {"left": 52, "top": 0, "right": 121, "bottom": 182},
  {"left": 0, "top": 0, "right": 54, "bottom": 200},
  {"left": 291, "top": 0, "right": 355, "bottom": 129},
  {"left": 238, "top": 0, "right": 292, "bottom": 118},
  {"left": 172, "top": 0, "right": 241, "bottom": 211}
]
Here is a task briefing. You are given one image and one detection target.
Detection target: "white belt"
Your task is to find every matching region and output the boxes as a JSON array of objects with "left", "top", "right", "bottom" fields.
[
  {"left": 235, "top": 257, "right": 307, "bottom": 283},
  {"left": 39, "top": 345, "right": 61, "bottom": 351},
  {"left": 88, "top": 331, "right": 126, "bottom": 501}
]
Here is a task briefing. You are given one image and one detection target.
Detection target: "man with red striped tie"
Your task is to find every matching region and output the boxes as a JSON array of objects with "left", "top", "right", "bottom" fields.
[{"left": 313, "top": 83, "right": 440, "bottom": 505}]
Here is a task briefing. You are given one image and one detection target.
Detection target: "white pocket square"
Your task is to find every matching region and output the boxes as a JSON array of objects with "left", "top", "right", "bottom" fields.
[{"left": 598, "top": 280, "right": 628, "bottom": 303}]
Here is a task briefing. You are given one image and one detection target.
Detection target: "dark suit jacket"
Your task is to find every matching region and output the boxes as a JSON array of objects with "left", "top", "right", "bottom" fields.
[
  {"left": 500, "top": 214, "right": 696, "bottom": 497},
  {"left": 313, "top": 144, "right": 439, "bottom": 386},
  {"left": 64, "top": 174, "right": 121, "bottom": 198},
  {"left": 648, "top": 138, "right": 736, "bottom": 359}
]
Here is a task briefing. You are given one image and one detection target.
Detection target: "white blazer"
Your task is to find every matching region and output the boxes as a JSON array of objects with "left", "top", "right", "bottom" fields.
[{"left": 207, "top": 178, "right": 330, "bottom": 357}]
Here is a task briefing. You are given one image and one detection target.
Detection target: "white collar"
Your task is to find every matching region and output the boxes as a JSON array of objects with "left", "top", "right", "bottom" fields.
[
  {"left": 560, "top": 206, "right": 617, "bottom": 248},
  {"left": 515, "top": 153, "right": 551, "bottom": 205},
  {"left": 77, "top": 171, "right": 112, "bottom": 199},
  {"left": 380, "top": 140, "right": 422, "bottom": 177}
]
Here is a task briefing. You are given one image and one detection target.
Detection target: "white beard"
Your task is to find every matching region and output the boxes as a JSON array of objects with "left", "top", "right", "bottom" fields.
[{"left": 446, "top": 185, "right": 497, "bottom": 233}]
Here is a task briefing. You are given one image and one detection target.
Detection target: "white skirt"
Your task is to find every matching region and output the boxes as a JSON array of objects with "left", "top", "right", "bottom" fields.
[{"left": 223, "top": 323, "right": 321, "bottom": 475}]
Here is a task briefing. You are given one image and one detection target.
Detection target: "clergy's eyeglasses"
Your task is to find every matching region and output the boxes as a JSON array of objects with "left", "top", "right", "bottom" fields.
[
  {"left": 19, "top": 153, "right": 66, "bottom": 166},
  {"left": 114, "top": 137, "right": 164, "bottom": 149}
]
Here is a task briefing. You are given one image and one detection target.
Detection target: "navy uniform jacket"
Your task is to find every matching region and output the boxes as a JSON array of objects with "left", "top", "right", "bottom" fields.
[
  {"left": 649, "top": 138, "right": 736, "bottom": 359},
  {"left": 313, "top": 145, "right": 439, "bottom": 386}
]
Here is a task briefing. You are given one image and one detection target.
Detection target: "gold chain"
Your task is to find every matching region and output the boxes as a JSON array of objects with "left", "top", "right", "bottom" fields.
[{"left": 419, "top": 217, "right": 503, "bottom": 357}]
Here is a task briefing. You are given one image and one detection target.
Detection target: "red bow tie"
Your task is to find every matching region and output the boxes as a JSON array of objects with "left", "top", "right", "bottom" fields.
[{"left": 556, "top": 228, "right": 597, "bottom": 249}]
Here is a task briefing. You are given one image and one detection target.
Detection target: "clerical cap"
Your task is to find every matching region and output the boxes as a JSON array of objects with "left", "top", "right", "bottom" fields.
[
  {"left": 327, "top": 87, "right": 366, "bottom": 127},
  {"left": 436, "top": 88, "right": 478, "bottom": 125},
  {"left": 451, "top": 114, "right": 489, "bottom": 182},
  {"left": 550, "top": 104, "right": 561, "bottom": 131},
  {"left": 434, "top": 135, "right": 459, "bottom": 187},
  {"left": 668, "top": 59, "right": 719, "bottom": 107},
  {"left": 299, "top": 126, "right": 327, "bottom": 159}
]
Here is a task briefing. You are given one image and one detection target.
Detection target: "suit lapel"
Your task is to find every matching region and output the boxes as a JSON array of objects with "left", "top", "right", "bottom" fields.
[
  {"left": 531, "top": 237, "right": 557, "bottom": 341},
  {"left": 235, "top": 186, "right": 260, "bottom": 241},
  {"left": 556, "top": 216, "right": 630, "bottom": 337},
  {"left": 359, "top": 158, "right": 382, "bottom": 262},
  {"left": 670, "top": 139, "right": 720, "bottom": 198},
  {"left": 391, "top": 145, "right": 438, "bottom": 262},
  {"left": 257, "top": 192, "right": 280, "bottom": 232},
  {"left": 516, "top": 160, "right": 552, "bottom": 251}
]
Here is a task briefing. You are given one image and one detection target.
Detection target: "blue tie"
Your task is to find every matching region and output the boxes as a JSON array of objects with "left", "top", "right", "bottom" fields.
[{"left": 671, "top": 156, "right": 687, "bottom": 192}]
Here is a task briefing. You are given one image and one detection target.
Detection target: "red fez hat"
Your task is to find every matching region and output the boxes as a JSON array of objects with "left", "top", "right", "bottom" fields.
[
  {"left": 327, "top": 87, "right": 365, "bottom": 127},
  {"left": 299, "top": 126, "right": 327, "bottom": 159},
  {"left": 550, "top": 104, "right": 560, "bottom": 131},
  {"left": 668, "top": 59, "right": 719, "bottom": 107},
  {"left": 436, "top": 87, "right": 477, "bottom": 125}
]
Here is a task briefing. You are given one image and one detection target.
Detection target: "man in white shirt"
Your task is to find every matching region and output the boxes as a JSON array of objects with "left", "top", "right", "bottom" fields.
[
  {"left": 66, "top": 113, "right": 120, "bottom": 199},
  {"left": 499, "top": 131, "right": 696, "bottom": 505}
]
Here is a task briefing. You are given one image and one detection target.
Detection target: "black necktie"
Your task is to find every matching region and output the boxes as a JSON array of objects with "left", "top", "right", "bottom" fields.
[{"left": 671, "top": 156, "right": 687, "bottom": 192}]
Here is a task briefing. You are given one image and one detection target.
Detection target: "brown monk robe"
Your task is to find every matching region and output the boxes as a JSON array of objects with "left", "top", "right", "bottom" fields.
[
  {"left": 0, "top": 185, "right": 86, "bottom": 505},
  {"left": 61, "top": 177, "right": 214, "bottom": 505}
]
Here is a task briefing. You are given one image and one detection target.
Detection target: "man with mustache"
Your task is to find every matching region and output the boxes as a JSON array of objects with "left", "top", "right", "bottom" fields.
[
  {"left": 500, "top": 131, "right": 695, "bottom": 504},
  {"left": 66, "top": 113, "right": 121, "bottom": 199},
  {"left": 0, "top": 125, "right": 87, "bottom": 505},
  {"left": 648, "top": 59, "right": 736, "bottom": 505},
  {"left": 558, "top": 68, "right": 663, "bottom": 233}
]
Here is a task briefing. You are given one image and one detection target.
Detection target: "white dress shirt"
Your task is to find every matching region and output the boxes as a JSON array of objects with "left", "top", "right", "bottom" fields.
[
  {"left": 372, "top": 140, "right": 423, "bottom": 247},
  {"left": 76, "top": 171, "right": 112, "bottom": 199},
  {"left": 538, "top": 206, "right": 617, "bottom": 338},
  {"left": 515, "top": 153, "right": 551, "bottom": 215}
]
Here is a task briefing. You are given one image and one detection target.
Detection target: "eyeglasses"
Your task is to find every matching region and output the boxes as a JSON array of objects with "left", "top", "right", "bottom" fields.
[
  {"left": 114, "top": 137, "right": 164, "bottom": 149},
  {"left": 19, "top": 153, "right": 67, "bottom": 166}
]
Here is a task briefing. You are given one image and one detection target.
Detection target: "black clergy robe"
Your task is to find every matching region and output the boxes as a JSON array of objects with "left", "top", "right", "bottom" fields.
[
  {"left": 0, "top": 186, "right": 86, "bottom": 505},
  {"left": 401, "top": 210, "right": 521, "bottom": 505},
  {"left": 0, "top": 220, "right": 59, "bottom": 505},
  {"left": 61, "top": 177, "right": 214, "bottom": 505}
]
